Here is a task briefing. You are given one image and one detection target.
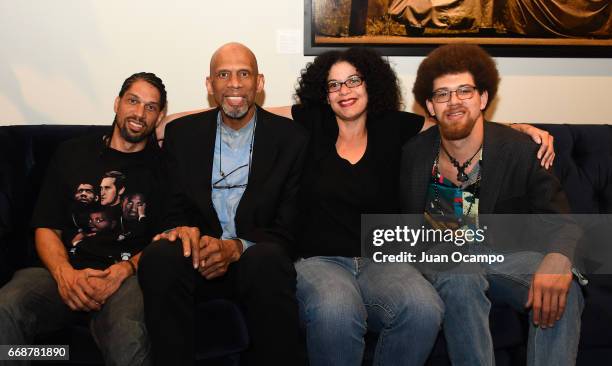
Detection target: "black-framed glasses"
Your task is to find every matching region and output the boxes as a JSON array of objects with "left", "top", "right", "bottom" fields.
[
  {"left": 212, "top": 163, "right": 249, "bottom": 190},
  {"left": 327, "top": 75, "right": 364, "bottom": 93},
  {"left": 431, "top": 85, "right": 478, "bottom": 103}
]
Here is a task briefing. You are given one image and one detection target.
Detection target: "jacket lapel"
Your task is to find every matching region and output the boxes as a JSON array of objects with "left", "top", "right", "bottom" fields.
[
  {"left": 409, "top": 128, "right": 439, "bottom": 213},
  {"left": 478, "top": 122, "right": 507, "bottom": 214},
  {"left": 236, "top": 107, "right": 277, "bottom": 216},
  {"left": 192, "top": 109, "right": 222, "bottom": 232}
]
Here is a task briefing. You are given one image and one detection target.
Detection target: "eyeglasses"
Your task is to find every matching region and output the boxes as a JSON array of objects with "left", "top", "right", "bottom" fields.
[
  {"left": 327, "top": 75, "right": 364, "bottom": 93},
  {"left": 431, "top": 85, "right": 478, "bottom": 103},
  {"left": 212, "top": 163, "right": 249, "bottom": 190}
]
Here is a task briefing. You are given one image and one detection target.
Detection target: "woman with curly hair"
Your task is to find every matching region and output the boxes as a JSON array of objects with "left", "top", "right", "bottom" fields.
[{"left": 268, "top": 48, "right": 442, "bottom": 366}]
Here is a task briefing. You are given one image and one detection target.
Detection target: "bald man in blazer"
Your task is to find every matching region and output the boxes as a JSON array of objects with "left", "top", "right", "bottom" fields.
[{"left": 138, "top": 43, "right": 308, "bottom": 366}]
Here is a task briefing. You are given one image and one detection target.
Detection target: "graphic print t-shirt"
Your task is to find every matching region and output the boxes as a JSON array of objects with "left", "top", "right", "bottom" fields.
[{"left": 31, "top": 134, "right": 162, "bottom": 270}]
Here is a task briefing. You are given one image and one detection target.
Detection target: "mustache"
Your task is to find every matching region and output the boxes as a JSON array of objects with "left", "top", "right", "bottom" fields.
[
  {"left": 127, "top": 115, "right": 146, "bottom": 123},
  {"left": 445, "top": 106, "right": 466, "bottom": 114},
  {"left": 113, "top": 114, "right": 146, "bottom": 125}
]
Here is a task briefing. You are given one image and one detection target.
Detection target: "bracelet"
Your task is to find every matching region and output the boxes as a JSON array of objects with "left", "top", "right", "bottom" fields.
[{"left": 124, "top": 260, "right": 136, "bottom": 276}]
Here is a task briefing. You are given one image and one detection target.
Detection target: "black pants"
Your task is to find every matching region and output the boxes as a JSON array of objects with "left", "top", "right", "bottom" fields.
[{"left": 138, "top": 239, "right": 304, "bottom": 366}]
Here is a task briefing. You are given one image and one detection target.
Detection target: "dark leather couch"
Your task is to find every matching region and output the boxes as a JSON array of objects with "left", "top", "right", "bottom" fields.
[{"left": 0, "top": 124, "right": 610, "bottom": 365}]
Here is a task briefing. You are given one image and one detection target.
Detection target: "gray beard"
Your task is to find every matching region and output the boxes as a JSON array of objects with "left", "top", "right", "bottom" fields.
[{"left": 221, "top": 104, "right": 249, "bottom": 120}]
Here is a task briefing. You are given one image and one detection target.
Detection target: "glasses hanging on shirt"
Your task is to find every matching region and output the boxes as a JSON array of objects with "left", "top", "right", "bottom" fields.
[
  {"left": 212, "top": 112, "right": 257, "bottom": 190},
  {"left": 212, "top": 163, "right": 249, "bottom": 189}
]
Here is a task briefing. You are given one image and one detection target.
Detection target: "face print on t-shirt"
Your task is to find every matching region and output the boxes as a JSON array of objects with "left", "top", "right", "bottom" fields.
[
  {"left": 74, "top": 183, "right": 98, "bottom": 204},
  {"left": 88, "top": 209, "right": 117, "bottom": 233},
  {"left": 70, "top": 170, "right": 148, "bottom": 245},
  {"left": 33, "top": 135, "right": 160, "bottom": 269},
  {"left": 121, "top": 192, "right": 146, "bottom": 222},
  {"left": 99, "top": 171, "right": 126, "bottom": 206},
  {"left": 71, "top": 181, "right": 100, "bottom": 232},
  {"left": 71, "top": 203, "right": 119, "bottom": 246}
]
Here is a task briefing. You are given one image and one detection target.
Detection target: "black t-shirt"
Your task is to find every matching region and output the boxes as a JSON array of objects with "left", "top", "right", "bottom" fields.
[
  {"left": 291, "top": 104, "right": 424, "bottom": 258},
  {"left": 31, "top": 134, "right": 163, "bottom": 270}
]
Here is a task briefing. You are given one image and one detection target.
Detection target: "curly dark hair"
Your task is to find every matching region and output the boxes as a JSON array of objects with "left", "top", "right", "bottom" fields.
[
  {"left": 295, "top": 47, "right": 401, "bottom": 116},
  {"left": 413, "top": 44, "right": 499, "bottom": 113}
]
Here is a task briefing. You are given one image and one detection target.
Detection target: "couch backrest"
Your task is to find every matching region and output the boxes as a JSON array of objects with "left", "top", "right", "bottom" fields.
[{"left": 534, "top": 124, "right": 612, "bottom": 214}]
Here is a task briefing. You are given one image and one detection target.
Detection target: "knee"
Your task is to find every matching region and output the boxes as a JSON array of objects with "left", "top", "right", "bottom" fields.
[
  {"left": 93, "top": 319, "right": 149, "bottom": 366},
  {"left": 408, "top": 291, "right": 444, "bottom": 331},
  {"left": 385, "top": 281, "right": 444, "bottom": 331},
  {"left": 140, "top": 239, "right": 185, "bottom": 270},
  {"left": 0, "top": 282, "right": 30, "bottom": 322},
  {"left": 92, "top": 285, "right": 149, "bottom": 364},
  {"left": 93, "top": 314, "right": 147, "bottom": 343},
  {"left": 313, "top": 303, "right": 366, "bottom": 338},
  {"left": 299, "top": 281, "right": 366, "bottom": 332},
  {"left": 138, "top": 239, "right": 188, "bottom": 290},
  {"left": 242, "top": 242, "right": 292, "bottom": 265},
  {"left": 564, "top": 281, "right": 585, "bottom": 315},
  {"left": 0, "top": 286, "right": 32, "bottom": 341},
  {"left": 0, "top": 295, "right": 20, "bottom": 326},
  {"left": 433, "top": 274, "right": 488, "bottom": 304}
]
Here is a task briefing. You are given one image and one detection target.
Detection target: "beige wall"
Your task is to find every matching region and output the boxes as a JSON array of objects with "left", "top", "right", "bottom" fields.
[{"left": 1, "top": 0, "right": 610, "bottom": 125}]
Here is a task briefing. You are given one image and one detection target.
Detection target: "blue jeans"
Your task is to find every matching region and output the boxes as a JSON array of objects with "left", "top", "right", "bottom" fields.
[
  {"left": 426, "top": 251, "right": 584, "bottom": 366},
  {"left": 0, "top": 267, "right": 150, "bottom": 366},
  {"left": 296, "top": 256, "right": 444, "bottom": 366}
]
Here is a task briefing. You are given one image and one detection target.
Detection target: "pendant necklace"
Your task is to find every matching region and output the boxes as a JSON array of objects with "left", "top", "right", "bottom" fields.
[{"left": 440, "top": 142, "right": 482, "bottom": 183}]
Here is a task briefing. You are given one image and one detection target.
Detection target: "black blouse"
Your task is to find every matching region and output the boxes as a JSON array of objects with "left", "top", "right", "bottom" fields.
[{"left": 291, "top": 104, "right": 424, "bottom": 258}]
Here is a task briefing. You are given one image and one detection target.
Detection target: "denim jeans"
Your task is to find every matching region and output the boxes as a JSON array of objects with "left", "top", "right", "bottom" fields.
[
  {"left": 0, "top": 267, "right": 150, "bottom": 366},
  {"left": 296, "top": 256, "right": 444, "bottom": 366},
  {"left": 426, "top": 251, "right": 584, "bottom": 366}
]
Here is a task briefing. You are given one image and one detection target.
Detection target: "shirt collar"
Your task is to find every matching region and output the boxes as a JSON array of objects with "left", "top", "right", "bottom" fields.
[{"left": 217, "top": 108, "right": 257, "bottom": 138}]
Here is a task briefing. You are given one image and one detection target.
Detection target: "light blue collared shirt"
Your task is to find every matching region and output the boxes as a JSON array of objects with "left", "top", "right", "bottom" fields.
[{"left": 211, "top": 111, "right": 256, "bottom": 252}]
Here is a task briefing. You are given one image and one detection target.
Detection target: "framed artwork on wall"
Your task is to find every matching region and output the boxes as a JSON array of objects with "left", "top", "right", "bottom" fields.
[{"left": 304, "top": 0, "right": 612, "bottom": 57}]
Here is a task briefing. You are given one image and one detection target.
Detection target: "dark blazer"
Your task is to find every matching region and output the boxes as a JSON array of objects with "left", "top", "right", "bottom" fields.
[
  {"left": 161, "top": 106, "right": 308, "bottom": 253},
  {"left": 400, "top": 122, "right": 577, "bottom": 259}
]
